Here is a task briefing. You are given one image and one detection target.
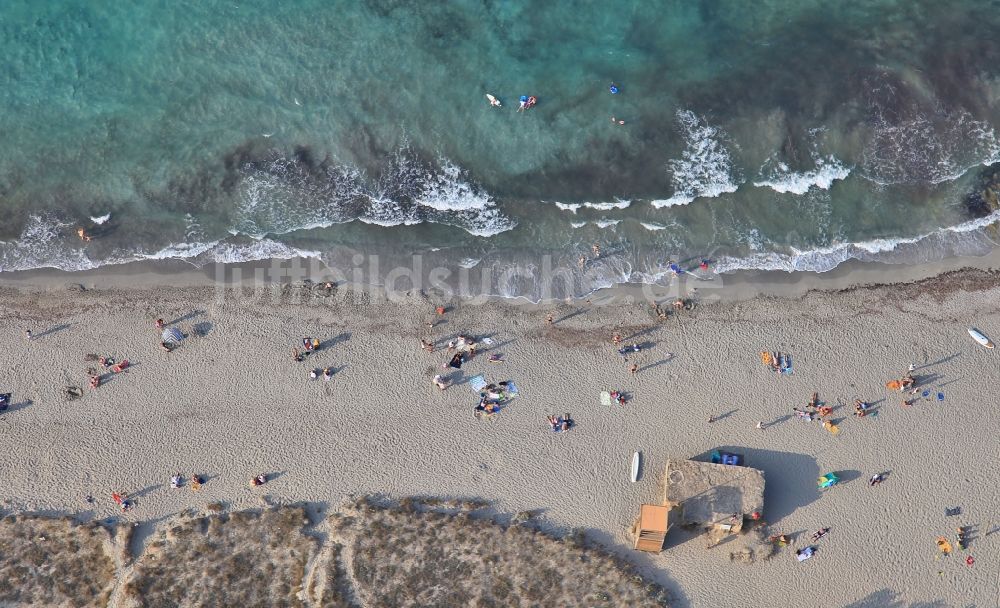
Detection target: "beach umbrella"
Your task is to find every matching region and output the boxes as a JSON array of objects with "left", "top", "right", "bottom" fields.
[{"left": 162, "top": 327, "right": 184, "bottom": 343}]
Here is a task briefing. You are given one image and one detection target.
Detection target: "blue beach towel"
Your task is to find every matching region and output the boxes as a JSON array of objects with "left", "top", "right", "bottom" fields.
[{"left": 469, "top": 375, "right": 487, "bottom": 393}]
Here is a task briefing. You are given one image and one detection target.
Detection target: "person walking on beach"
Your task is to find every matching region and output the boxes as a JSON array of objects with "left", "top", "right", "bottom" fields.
[
  {"left": 612, "top": 332, "right": 622, "bottom": 346},
  {"left": 630, "top": 363, "right": 639, "bottom": 376},
  {"left": 421, "top": 339, "right": 434, "bottom": 353},
  {"left": 155, "top": 318, "right": 164, "bottom": 329},
  {"left": 756, "top": 421, "right": 765, "bottom": 430},
  {"left": 546, "top": 314, "right": 554, "bottom": 325},
  {"left": 24, "top": 329, "right": 32, "bottom": 341}
]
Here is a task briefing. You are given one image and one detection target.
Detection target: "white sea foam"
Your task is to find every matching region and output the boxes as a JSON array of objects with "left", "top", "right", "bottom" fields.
[
  {"left": 593, "top": 219, "right": 621, "bottom": 229},
  {"left": 233, "top": 151, "right": 515, "bottom": 240},
  {"left": 90, "top": 214, "right": 111, "bottom": 225},
  {"left": 656, "top": 109, "right": 740, "bottom": 208},
  {"left": 640, "top": 222, "right": 668, "bottom": 231},
  {"left": 570, "top": 221, "right": 587, "bottom": 228},
  {"left": 458, "top": 257, "right": 481, "bottom": 269},
  {"left": 583, "top": 198, "right": 631, "bottom": 211},
  {"left": 209, "top": 239, "right": 321, "bottom": 264},
  {"left": 0, "top": 215, "right": 97, "bottom": 272},
  {"left": 713, "top": 209, "right": 1000, "bottom": 273},
  {"left": 754, "top": 156, "right": 852, "bottom": 195},
  {"left": 553, "top": 202, "right": 583, "bottom": 213}
]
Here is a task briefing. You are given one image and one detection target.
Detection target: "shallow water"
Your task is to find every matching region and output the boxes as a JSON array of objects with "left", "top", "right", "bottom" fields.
[{"left": 2, "top": 0, "right": 1000, "bottom": 297}]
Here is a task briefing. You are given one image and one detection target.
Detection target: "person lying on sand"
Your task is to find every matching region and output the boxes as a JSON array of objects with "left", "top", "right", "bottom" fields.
[
  {"left": 251, "top": 474, "right": 267, "bottom": 486},
  {"left": 432, "top": 374, "right": 449, "bottom": 390}
]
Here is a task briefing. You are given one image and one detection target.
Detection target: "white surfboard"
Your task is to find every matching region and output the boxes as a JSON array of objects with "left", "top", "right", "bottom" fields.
[
  {"left": 968, "top": 328, "right": 994, "bottom": 349},
  {"left": 630, "top": 452, "right": 641, "bottom": 482},
  {"left": 486, "top": 93, "right": 501, "bottom": 107}
]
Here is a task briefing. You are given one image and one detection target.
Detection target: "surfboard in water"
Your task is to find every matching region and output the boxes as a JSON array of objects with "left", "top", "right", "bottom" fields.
[
  {"left": 968, "top": 328, "right": 994, "bottom": 349},
  {"left": 630, "top": 452, "right": 641, "bottom": 482}
]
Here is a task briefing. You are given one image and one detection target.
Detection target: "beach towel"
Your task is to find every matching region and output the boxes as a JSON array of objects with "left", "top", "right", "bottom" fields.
[
  {"left": 823, "top": 421, "right": 841, "bottom": 436},
  {"left": 600, "top": 391, "right": 612, "bottom": 406},
  {"left": 469, "top": 375, "right": 487, "bottom": 393},
  {"left": 505, "top": 381, "right": 518, "bottom": 397},
  {"left": 760, "top": 352, "right": 772, "bottom": 366},
  {"left": 886, "top": 380, "right": 901, "bottom": 391},
  {"left": 796, "top": 547, "right": 815, "bottom": 561}
]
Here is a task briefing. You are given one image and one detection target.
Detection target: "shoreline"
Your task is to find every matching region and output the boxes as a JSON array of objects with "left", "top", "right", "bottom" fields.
[{"left": 2, "top": 246, "right": 1000, "bottom": 303}]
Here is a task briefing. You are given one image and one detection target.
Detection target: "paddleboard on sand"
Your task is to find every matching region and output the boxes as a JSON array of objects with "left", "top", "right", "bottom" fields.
[
  {"left": 486, "top": 93, "right": 501, "bottom": 107},
  {"left": 968, "top": 328, "right": 994, "bottom": 349},
  {"left": 630, "top": 452, "right": 640, "bottom": 482}
]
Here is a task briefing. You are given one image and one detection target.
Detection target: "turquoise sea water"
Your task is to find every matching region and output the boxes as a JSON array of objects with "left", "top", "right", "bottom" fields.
[{"left": 2, "top": 0, "right": 1000, "bottom": 297}]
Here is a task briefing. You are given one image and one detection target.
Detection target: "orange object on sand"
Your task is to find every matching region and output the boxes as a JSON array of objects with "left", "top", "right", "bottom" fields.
[
  {"left": 760, "top": 352, "right": 773, "bottom": 366},
  {"left": 885, "top": 380, "right": 901, "bottom": 391},
  {"left": 823, "top": 420, "right": 841, "bottom": 436},
  {"left": 936, "top": 537, "right": 952, "bottom": 554}
]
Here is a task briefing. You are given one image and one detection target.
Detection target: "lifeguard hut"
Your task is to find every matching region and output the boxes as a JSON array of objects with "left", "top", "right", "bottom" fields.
[{"left": 633, "top": 504, "right": 670, "bottom": 552}]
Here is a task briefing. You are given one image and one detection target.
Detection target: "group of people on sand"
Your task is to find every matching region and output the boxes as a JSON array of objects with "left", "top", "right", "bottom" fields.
[
  {"left": 169, "top": 473, "right": 203, "bottom": 490},
  {"left": 475, "top": 382, "right": 510, "bottom": 418},
  {"left": 546, "top": 413, "right": 573, "bottom": 432},
  {"left": 293, "top": 337, "right": 322, "bottom": 362},
  {"left": 292, "top": 337, "right": 338, "bottom": 381},
  {"left": 88, "top": 355, "right": 130, "bottom": 390},
  {"left": 443, "top": 334, "right": 479, "bottom": 370},
  {"left": 793, "top": 391, "right": 877, "bottom": 422},
  {"left": 116, "top": 471, "right": 268, "bottom": 512},
  {"left": 309, "top": 367, "right": 335, "bottom": 381}
]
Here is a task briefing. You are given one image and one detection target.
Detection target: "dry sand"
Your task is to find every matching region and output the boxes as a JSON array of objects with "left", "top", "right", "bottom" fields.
[{"left": 0, "top": 269, "right": 997, "bottom": 607}]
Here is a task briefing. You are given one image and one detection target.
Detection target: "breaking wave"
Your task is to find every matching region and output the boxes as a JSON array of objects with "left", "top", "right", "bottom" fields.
[
  {"left": 233, "top": 150, "right": 516, "bottom": 239},
  {"left": 652, "top": 110, "right": 741, "bottom": 208},
  {"left": 754, "top": 156, "right": 852, "bottom": 195}
]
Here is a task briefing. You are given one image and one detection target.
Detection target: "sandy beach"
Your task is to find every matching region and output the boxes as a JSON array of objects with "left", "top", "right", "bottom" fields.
[{"left": 0, "top": 265, "right": 997, "bottom": 607}]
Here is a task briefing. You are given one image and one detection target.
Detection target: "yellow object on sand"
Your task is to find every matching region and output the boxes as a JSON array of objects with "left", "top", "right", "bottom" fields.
[
  {"left": 760, "top": 351, "right": 773, "bottom": 366},
  {"left": 936, "top": 537, "right": 952, "bottom": 554},
  {"left": 886, "top": 380, "right": 901, "bottom": 391},
  {"left": 823, "top": 421, "right": 841, "bottom": 436}
]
